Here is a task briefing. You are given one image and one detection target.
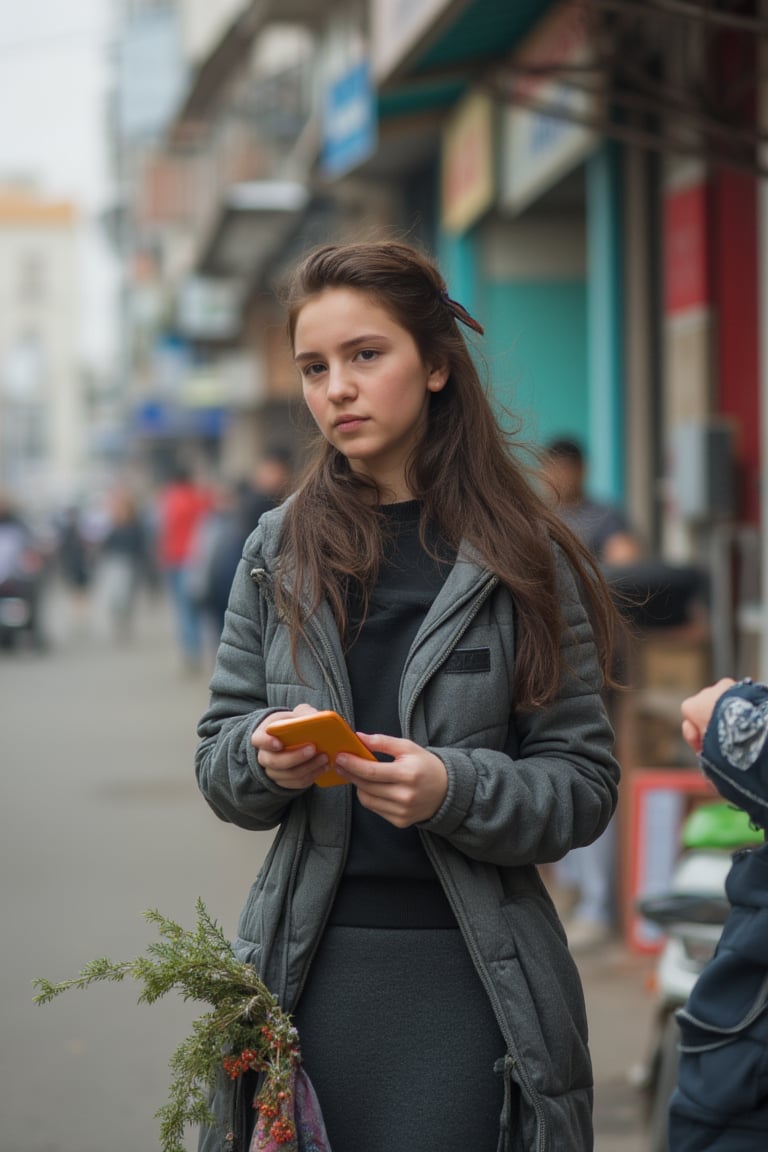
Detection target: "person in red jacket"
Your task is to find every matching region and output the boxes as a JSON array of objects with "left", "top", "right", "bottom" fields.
[{"left": 156, "top": 465, "right": 212, "bottom": 670}]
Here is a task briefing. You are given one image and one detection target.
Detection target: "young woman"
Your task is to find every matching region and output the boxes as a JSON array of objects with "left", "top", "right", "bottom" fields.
[{"left": 195, "top": 240, "right": 620, "bottom": 1152}]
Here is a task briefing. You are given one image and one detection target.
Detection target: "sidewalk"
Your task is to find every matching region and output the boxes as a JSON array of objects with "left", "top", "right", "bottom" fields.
[{"left": 578, "top": 938, "right": 657, "bottom": 1152}]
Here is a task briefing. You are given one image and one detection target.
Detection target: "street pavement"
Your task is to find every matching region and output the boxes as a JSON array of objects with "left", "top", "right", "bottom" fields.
[
  {"left": 579, "top": 940, "right": 656, "bottom": 1152},
  {"left": 0, "top": 582, "right": 657, "bottom": 1151}
]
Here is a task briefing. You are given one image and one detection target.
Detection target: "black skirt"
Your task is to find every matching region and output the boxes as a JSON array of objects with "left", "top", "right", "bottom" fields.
[{"left": 292, "top": 925, "right": 507, "bottom": 1152}]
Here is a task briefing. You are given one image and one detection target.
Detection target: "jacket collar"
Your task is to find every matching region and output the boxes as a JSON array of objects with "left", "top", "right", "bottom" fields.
[{"left": 249, "top": 496, "right": 491, "bottom": 595}]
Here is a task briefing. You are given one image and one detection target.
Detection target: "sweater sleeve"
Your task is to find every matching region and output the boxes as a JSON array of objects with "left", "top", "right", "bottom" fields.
[
  {"left": 194, "top": 540, "right": 299, "bottom": 832},
  {"left": 419, "top": 552, "right": 619, "bottom": 867}
]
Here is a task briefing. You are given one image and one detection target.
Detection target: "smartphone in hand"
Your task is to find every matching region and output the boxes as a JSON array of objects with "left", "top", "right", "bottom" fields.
[{"left": 265, "top": 710, "right": 375, "bottom": 787}]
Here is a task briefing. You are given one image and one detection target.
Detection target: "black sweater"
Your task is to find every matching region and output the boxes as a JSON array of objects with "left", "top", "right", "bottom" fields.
[{"left": 329, "top": 501, "right": 458, "bottom": 928}]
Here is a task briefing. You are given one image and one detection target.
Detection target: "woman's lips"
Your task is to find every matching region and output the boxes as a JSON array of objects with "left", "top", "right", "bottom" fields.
[{"left": 334, "top": 416, "right": 367, "bottom": 432}]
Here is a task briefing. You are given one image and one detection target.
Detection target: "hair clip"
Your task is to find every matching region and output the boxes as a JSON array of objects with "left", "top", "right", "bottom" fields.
[{"left": 439, "top": 289, "right": 485, "bottom": 335}]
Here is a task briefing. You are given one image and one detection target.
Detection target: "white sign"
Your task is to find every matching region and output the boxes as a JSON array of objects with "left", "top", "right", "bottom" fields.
[
  {"left": 177, "top": 277, "right": 244, "bottom": 342},
  {"left": 371, "top": 0, "right": 453, "bottom": 82},
  {"left": 500, "top": 1, "right": 602, "bottom": 215}
]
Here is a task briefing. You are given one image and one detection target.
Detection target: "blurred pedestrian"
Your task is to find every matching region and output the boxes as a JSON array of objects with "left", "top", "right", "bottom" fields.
[
  {"left": 98, "top": 487, "right": 147, "bottom": 642},
  {"left": 238, "top": 443, "right": 293, "bottom": 535},
  {"left": 539, "top": 438, "right": 641, "bottom": 565},
  {"left": 668, "top": 677, "right": 768, "bottom": 1150},
  {"left": 56, "top": 504, "right": 92, "bottom": 636},
  {"left": 195, "top": 240, "right": 621, "bottom": 1152},
  {"left": 187, "top": 450, "right": 294, "bottom": 652},
  {"left": 186, "top": 479, "right": 242, "bottom": 649},
  {"left": 540, "top": 436, "right": 642, "bottom": 951},
  {"left": 155, "top": 465, "right": 213, "bottom": 672},
  {"left": 218, "top": 448, "right": 293, "bottom": 628}
]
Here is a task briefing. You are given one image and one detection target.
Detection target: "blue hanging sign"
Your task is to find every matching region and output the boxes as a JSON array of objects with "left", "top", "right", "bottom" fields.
[{"left": 321, "top": 59, "right": 377, "bottom": 179}]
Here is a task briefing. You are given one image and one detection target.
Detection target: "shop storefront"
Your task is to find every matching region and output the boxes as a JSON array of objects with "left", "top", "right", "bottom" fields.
[{"left": 380, "top": 0, "right": 630, "bottom": 506}]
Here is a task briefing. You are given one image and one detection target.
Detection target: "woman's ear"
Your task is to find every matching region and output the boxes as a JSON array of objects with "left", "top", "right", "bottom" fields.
[{"left": 427, "top": 362, "right": 449, "bottom": 392}]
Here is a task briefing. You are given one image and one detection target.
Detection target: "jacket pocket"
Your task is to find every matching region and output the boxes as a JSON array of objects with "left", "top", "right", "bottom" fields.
[
  {"left": 197, "top": 1065, "right": 260, "bottom": 1152},
  {"left": 499, "top": 896, "right": 591, "bottom": 1093},
  {"left": 494, "top": 1054, "right": 543, "bottom": 1152},
  {"left": 676, "top": 999, "right": 768, "bottom": 1115},
  {"left": 233, "top": 1067, "right": 260, "bottom": 1150},
  {"left": 234, "top": 823, "right": 287, "bottom": 958}
]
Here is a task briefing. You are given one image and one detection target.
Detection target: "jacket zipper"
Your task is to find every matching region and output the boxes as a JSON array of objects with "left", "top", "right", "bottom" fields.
[
  {"left": 280, "top": 824, "right": 305, "bottom": 1002},
  {"left": 286, "top": 620, "right": 356, "bottom": 1012},
  {"left": 286, "top": 789, "right": 351, "bottom": 1014},
  {"left": 304, "top": 622, "right": 354, "bottom": 721},
  {"left": 250, "top": 565, "right": 354, "bottom": 722},
  {"left": 250, "top": 564, "right": 354, "bottom": 1013}
]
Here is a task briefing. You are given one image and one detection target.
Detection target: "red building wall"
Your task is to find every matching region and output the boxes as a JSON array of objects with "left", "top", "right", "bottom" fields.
[
  {"left": 710, "top": 8, "right": 760, "bottom": 524},
  {"left": 712, "top": 170, "right": 759, "bottom": 523}
]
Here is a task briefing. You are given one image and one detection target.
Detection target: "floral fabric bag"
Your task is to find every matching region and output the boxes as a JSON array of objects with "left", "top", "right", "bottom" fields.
[{"left": 250, "top": 1064, "right": 331, "bottom": 1151}]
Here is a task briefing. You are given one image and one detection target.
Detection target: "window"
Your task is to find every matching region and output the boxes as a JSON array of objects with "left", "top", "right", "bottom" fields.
[{"left": 17, "top": 253, "right": 46, "bottom": 304}]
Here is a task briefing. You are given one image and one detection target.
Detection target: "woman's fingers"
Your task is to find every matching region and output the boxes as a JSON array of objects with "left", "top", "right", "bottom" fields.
[
  {"left": 251, "top": 707, "right": 326, "bottom": 789},
  {"left": 337, "top": 741, "right": 448, "bottom": 826}
]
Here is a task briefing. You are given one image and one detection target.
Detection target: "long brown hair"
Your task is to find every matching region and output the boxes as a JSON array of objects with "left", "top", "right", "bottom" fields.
[{"left": 276, "top": 240, "right": 618, "bottom": 709}]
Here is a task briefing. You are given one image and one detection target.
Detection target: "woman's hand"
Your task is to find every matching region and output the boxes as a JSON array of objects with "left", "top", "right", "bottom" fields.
[
  {"left": 336, "top": 733, "right": 448, "bottom": 827},
  {"left": 681, "top": 678, "right": 737, "bottom": 754},
  {"left": 251, "top": 704, "right": 329, "bottom": 790}
]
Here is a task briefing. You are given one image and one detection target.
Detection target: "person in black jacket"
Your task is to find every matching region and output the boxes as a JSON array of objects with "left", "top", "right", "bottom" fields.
[
  {"left": 540, "top": 439, "right": 642, "bottom": 950},
  {"left": 99, "top": 488, "right": 147, "bottom": 641},
  {"left": 669, "top": 676, "right": 768, "bottom": 1150},
  {"left": 190, "top": 450, "right": 294, "bottom": 645}
]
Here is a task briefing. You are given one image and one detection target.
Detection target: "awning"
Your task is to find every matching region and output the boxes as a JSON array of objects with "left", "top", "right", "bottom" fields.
[
  {"left": 366, "top": 0, "right": 548, "bottom": 179},
  {"left": 195, "top": 180, "right": 309, "bottom": 280},
  {"left": 375, "top": 0, "right": 544, "bottom": 108},
  {"left": 376, "top": 0, "right": 768, "bottom": 180}
]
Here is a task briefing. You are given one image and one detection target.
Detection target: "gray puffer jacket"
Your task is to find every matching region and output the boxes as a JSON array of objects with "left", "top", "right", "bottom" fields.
[{"left": 196, "top": 503, "right": 619, "bottom": 1151}]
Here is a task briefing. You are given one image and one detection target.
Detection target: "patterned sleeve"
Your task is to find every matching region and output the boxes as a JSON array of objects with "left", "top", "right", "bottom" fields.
[{"left": 707, "top": 681, "right": 768, "bottom": 771}]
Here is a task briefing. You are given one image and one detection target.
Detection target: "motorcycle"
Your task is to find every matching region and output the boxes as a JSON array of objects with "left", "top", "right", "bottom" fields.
[
  {"left": 636, "top": 800, "right": 764, "bottom": 1152},
  {"left": 0, "top": 521, "right": 47, "bottom": 650}
]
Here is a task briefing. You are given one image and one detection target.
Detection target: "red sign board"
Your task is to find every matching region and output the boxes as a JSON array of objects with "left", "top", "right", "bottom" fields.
[{"left": 664, "top": 183, "right": 710, "bottom": 315}]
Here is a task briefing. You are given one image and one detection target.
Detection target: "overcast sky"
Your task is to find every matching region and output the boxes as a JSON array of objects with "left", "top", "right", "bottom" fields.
[{"left": 0, "top": 0, "right": 118, "bottom": 372}]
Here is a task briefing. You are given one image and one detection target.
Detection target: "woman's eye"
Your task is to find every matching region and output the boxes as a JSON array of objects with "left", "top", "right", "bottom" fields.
[
  {"left": 302, "top": 362, "right": 326, "bottom": 378},
  {"left": 356, "top": 349, "right": 378, "bottom": 362}
]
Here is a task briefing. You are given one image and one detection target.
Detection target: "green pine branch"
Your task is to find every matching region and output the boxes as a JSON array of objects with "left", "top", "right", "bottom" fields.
[{"left": 33, "top": 898, "right": 288, "bottom": 1152}]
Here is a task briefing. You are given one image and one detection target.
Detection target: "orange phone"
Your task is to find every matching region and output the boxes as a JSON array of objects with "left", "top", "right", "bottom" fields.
[{"left": 265, "top": 710, "right": 376, "bottom": 788}]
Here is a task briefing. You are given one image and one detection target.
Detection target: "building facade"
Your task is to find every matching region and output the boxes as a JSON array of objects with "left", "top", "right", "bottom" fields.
[{"left": 0, "top": 187, "right": 84, "bottom": 506}]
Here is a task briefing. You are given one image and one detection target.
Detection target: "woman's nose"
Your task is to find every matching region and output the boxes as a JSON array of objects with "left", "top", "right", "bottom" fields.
[{"left": 326, "top": 363, "right": 355, "bottom": 401}]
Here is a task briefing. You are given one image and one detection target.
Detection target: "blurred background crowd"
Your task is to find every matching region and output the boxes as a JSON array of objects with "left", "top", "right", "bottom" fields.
[{"left": 0, "top": 441, "right": 292, "bottom": 662}]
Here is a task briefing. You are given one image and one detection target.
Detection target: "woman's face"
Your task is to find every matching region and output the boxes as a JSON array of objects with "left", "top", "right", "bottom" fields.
[{"left": 293, "top": 288, "right": 447, "bottom": 501}]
